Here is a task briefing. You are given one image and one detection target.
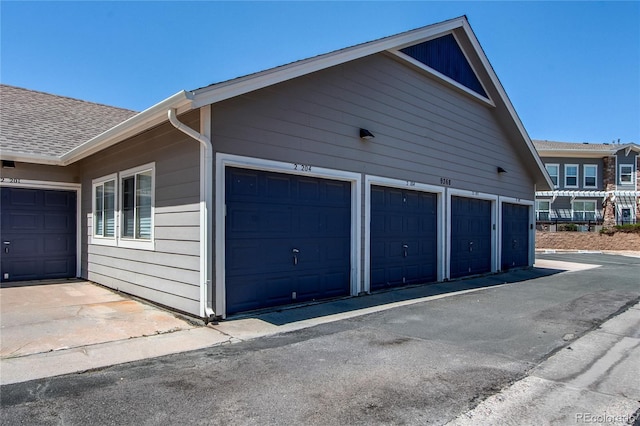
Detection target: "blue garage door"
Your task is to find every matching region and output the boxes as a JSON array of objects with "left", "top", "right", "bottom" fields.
[
  {"left": 370, "top": 186, "right": 437, "bottom": 291},
  {"left": 450, "top": 196, "right": 492, "bottom": 279},
  {"left": 1, "top": 187, "right": 77, "bottom": 282},
  {"left": 501, "top": 203, "right": 530, "bottom": 270},
  {"left": 225, "top": 167, "right": 351, "bottom": 314}
]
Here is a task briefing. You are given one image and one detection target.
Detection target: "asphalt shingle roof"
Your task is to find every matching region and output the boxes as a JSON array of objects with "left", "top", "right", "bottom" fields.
[
  {"left": 0, "top": 84, "right": 137, "bottom": 158},
  {"left": 532, "top": 140, "right": 619, "bottom": 152}
]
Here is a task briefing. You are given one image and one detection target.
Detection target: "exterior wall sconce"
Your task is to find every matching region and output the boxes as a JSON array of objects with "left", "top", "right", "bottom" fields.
[
  {"left": 2, "top": 160, "right": 16, "bottom": 169},
  {"left": 497, "top": 167, "right": 507, "bottom": 174},
  {"left": 360, "top": 128, "right": 375, "bottom": 140}
]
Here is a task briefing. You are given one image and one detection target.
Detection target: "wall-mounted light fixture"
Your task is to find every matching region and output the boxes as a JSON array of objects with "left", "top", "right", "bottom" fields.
[
  {"left": 497, "top": 167, "right": 507, "bottom": 174},
  {"left": 360, "top": 128, "right": 375, "bottom": 140},
  {"left": 2, "top": 160, "right": 16, "bottom": 169}
]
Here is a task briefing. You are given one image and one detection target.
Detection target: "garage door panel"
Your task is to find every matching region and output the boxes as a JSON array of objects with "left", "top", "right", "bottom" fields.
[
  {"left": 501, "top": 203, "right": 530, "bottom": 270},
  {"left": 225, "top": 167, "right": 351, "bottom": 315},
  {"left": 44, "top": 191, "right": 74, "bottom": 208},
  {"left": 6, "top": 212, "right": 39, "bottom": 230},
  {"left": 10, "top": 238, "right": 39, "bottom": 255},
  {"left": 44, "top": 213, "right": 72, "bottom": 231},
  {"left": 370, "top": 186, "right": 438, "bottom": 291},
  {"left": 228, "top": 169, "right": 259, "bottom": 196},
  {"left": 9, "top": 188, "right": 38, "bottom": 206},
  {"left": 8, "top": 260, "right": 39, "bottom": 280},
  {"left": 450, "top": 196, "right": 492, "bottom": 279},
  {"left": 43, "top": 259, "right": 73, "bottom": 275},
  {"left": 297, "top": 274, "right": 322, "bottom": 298},
  {"left": 43, "top": 236, "right": 72, "bottom": 253},
  {"left": 326, "top": 181, "right": 350, "bottom": 202},
  {"left": 226, "top": 239, "right": 292, "bottom": 274},
  {"left": 1, "top": 188, "right": 76, "bottom": 282},
  {"left": 298, "top": 179, "right": 320, "bottom": 201},
  {"left": 265, "top": 175, "right": 291, "bottom": 199}
]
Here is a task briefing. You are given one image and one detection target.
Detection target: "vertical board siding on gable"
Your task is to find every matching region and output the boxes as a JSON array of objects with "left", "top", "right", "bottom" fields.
[
  {"left": 399, "top": 34, "right": 488, "bottom": 98},
  {"left": 79, "top": 111, "right": 201, "bottom": 316},
  {"left": 212, "top": 54, "right": 533, "bottom": 199}
]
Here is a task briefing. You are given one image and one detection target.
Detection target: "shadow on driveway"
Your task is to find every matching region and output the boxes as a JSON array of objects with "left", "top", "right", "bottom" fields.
[{"left": 234, "top": 266, "right": 565, "bottom": 327}]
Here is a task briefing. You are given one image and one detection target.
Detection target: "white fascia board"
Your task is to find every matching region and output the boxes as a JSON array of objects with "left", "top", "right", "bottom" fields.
[
  {"left": 537, "top": 150, "right": 615, "bottom": 158},
  {"left": 59, "top": 91, "right": 194, "bottom": 165},
  {"left": 191, "top": 18, "right": 466, "bottom": 108},
  {"left": 459, "top": 20, "right": 553, "bottom": 191},
  {"left": 0, "top": 151, "right": 62, "bottom": 165}
]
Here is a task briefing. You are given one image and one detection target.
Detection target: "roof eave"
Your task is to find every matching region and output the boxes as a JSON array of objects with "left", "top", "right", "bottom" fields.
[
  {"left": 59, "top": 90, "right": 194, "bottom": 165},
  {"left": 457, "top": 20, "right": 552, "bottom": 191},
  {"left": 537, "top": 149, "right": 618, "bottom": 158},
  {"left": 191, "top": 17, "right": 467, "bottom": 108},
  {"left": 190, "top": 16, "right": 552, "bottom": 191},
  {"left": 0, "top": 151, "right": 64, "bottom": 166}
]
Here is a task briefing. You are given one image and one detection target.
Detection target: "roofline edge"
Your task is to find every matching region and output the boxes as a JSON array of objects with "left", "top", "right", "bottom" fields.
[{"left": 59, "top": 90, "right": 194, "bottom": 165}]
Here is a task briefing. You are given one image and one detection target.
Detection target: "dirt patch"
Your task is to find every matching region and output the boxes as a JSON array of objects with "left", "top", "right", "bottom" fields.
[{"left": 536, "top": 231, "right": 640, "bottom": 251}]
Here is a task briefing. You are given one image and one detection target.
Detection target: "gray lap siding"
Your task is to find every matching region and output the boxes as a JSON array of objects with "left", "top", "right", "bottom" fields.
[
  {"left": 211, "top": 53, "right": 535, "bottom": 300},
  {"left": 79, "top": 111, "right": 202, "bottom": 316},
  {"left": 212, "top": 54, "right": 533, "bottom": 200}
]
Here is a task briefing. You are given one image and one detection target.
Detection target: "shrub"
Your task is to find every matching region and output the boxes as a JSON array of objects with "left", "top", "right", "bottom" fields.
[
  {"left": 613, "top": 224, "right": 640, "bottom": 234},
  {"left": 558, "top": 223, "right": 579, "bottom": 232}
]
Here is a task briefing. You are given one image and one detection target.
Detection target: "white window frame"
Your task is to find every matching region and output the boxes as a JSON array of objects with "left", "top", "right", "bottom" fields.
[
  {"left": 564, "top": 164, "right": 579, "bottom": 188},
  {"left": 536, "top": 200, "right": 551, "bottom": 221},
  {"left": 91, "top": 173, "right": 118, "bottom": 246},
  {"left": 619, "top": 164, "right": 634, "bottom": 185},
  {"left": 545, "top": 164, "right": 559, "bottom": 188},
  {"left": 118, "top": 163, "right": 155, "bottom": 250},
  {"left": 583, "top": 165, "right": 597, "bottom": 188},
  {"left": 572, "top": 200, "right": 597, "bottom": 221}
]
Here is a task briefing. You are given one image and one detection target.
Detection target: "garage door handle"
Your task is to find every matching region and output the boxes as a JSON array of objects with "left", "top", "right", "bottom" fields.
[
  {"left": 292, "top": 248, "right": 299, "bottom": 265},
  {"left": 3, "top": 241, "right": 8, "bottom": 254},
  {"left": 469, "top": 241, "right": 473, "bottom": 252},
  {"left": 403, "top": 244, "right": 408, "bottom": 258}
]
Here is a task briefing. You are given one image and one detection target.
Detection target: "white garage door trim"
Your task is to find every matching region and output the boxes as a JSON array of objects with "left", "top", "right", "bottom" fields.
[
  {"left": 364, "top": 175, "right": 445, "bottom": 293},
  {"left": 0, "top": 179, "right": 82, "bottom": 278},
  {"left": 216, "top": 153, "right": 362, "bottom": 318},
  {"left": 446, "top": 188, "right": 498, "bottom": 280}
]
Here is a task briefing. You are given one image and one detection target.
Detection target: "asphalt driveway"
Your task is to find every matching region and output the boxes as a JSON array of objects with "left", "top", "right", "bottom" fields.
[{"left": 1, "top": 253, "right": 639, "bottom": 425}]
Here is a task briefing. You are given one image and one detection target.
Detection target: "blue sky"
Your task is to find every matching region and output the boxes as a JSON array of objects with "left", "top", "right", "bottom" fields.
[{"left": 2, "top": 1, "right": 638, "bottom": 143}]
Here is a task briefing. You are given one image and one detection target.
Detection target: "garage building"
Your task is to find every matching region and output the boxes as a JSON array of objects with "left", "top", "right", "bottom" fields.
[{"left": 0, "top": 17, "right": 552, "bottom": 319}]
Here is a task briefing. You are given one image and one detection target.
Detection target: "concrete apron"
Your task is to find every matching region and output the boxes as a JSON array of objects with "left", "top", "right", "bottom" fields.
[{"left": 0, "top": 280, "right": 230, "bottom": 385}]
